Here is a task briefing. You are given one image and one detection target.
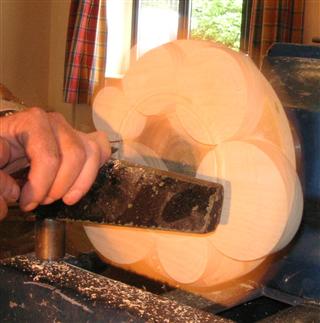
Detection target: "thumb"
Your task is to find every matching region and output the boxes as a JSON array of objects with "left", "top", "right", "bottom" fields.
[{"left": 0, "top": 137, "right": 11, "bottom": 168}]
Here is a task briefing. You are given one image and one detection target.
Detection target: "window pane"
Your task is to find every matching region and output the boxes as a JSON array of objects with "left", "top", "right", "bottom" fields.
[
  {"left": 190, "top": 0, "right": 243, "bottom": 50},
  {"left": 106, "top": 0, "right": 133, "bottom": 78},
  {"left": 137, "top": 0, "right": 180, "bottom": 58}
]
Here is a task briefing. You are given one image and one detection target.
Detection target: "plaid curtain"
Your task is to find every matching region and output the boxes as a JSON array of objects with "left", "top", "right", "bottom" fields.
[
  {"left": 63, "top": 0, "right": 107, "bottom": 104},
  {"left": 247, "top": 0, "right": 305, "bottom": 67}
]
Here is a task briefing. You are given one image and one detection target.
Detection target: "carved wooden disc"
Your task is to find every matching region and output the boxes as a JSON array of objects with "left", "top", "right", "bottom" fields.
[{"left": 88, "top": 39, "right": 302, "bottom": 293}]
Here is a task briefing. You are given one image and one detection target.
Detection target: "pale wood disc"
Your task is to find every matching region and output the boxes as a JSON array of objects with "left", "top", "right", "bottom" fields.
[
  {"left": 231, "top": 54, "right": 265, "bottom": 139},
  {"left": 275, "top": 173, "right": 303, "bottom": 251},
  {"left": 93, "top": 86, "right": 146, "bottom": 141},
  {"left": 175, "top": 46, "right": 262, "bottom": 144},
  {"left": 89, "top": 39, "right": 300, "bottom": 292},
  {"left": 170, "top": 39, "right": 219, "bottom": 56},
  {"left": 84, "top": 225, "right": 154, "bottom": 265},
  {"left": 134, "top": 112, "right": 212, "bottom": 177},
  {"left": 250, "top": 71, "right": 296, "bottom": 166},
  {"left": 156, "top": 233, "right": 209, "bottom": 285},
  {"left": 122, "top": 42, "right": 181, "bottom": 115},
  {"left": 123, "top": 39, "right": 223, "bottom": 116},
  {"left": 197, "top": 141, "right": 289, "bottom": 261},
  {"left": 195, "top": 241, "right": 265, "bottom": 288},
  {"left": 114, "top": 141, "right": 168, "bottom": 172},
  {"left": 246, "top": 139, "right": 303, "bottom": 252}
]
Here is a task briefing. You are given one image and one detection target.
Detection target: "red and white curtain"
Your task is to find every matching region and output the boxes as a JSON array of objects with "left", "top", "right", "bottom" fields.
[
  {"left": 246, "top": 0, "right": 305, "bottom": 67},
  {"left": 63, "top": 0, "right": 107, "bottom": 104}
]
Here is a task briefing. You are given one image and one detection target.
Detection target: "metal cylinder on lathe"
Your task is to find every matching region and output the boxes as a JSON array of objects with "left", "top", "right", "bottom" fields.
[{"left": 35, "top": 218, "right": 65, "bottom": 261}]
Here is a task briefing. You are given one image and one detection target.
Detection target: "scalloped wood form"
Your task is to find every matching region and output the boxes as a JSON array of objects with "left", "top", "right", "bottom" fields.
[{"left": 87, "top": 40, "right": 303, "bottom": 300}]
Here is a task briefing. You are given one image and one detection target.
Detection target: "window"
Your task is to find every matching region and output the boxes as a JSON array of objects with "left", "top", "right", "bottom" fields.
[
  {"left": 190, "top": 0, "right": 243, "bottom": 50},
  {"left": 134, "top": 0, "right": 180, "bottom": 58},
  {"left": 106, "top": 0, "right": 244, "bottom": 78},
  {"left": 106, "top": 0, "right": 133, "bottom": 78}
]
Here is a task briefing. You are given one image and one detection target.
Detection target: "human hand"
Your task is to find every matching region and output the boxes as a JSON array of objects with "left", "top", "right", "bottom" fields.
[
  {"left": 0, "top": 107, "right": 110, "bottom": 218},
  {"left": 0, "top": 137, "right": 20, "bottom": 219}
]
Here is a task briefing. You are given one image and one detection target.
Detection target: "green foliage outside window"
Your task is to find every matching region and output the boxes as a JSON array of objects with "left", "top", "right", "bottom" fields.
[{"left": 191, "top": 0, "right": 243, "bottom": 50}]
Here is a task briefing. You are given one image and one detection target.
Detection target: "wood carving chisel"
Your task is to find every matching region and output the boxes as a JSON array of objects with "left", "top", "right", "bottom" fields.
[{"left": 12, "top": 159, "right": 223, "bottom": 234}]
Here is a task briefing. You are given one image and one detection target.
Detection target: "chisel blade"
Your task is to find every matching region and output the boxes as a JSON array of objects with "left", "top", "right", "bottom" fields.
[{"left": 14, "top": 159, "right": 223, "bottom": 234}]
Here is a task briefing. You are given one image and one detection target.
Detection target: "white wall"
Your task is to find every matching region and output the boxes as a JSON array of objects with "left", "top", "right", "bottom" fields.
[
  {"left": 0, "top": 0, "right": 51, "bottom": 107},
  {"left": 47, "top": 0, "right": 72, "bottom": 123}
]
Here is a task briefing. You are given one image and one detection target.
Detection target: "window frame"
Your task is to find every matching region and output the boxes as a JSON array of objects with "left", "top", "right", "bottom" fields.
[
  {"left": 106, "top": 0, "right": 248, "bottom": 82},
  {"left": 130, "top": 0, "right": 191, "bottom": 47}
]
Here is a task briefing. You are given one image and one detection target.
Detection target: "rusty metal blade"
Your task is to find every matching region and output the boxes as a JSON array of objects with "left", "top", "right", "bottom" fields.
[{"left": 12, "top": 159, "right": 223, "bottom": 234}]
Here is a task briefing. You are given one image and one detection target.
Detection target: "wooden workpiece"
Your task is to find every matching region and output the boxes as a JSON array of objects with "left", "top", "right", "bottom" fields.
[{"left": 88, "top": 40, "right": 303, "bottom": 301}]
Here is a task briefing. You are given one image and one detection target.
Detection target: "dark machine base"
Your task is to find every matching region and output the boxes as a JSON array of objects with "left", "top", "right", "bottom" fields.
[{"left": 0, "top": 255, "right": 224, "bottom": 323}]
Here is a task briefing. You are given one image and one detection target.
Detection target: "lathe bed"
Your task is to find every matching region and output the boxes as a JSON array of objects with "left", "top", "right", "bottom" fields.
[{"left": 0, "top": 205, "right": 318, "bottom": 322}]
